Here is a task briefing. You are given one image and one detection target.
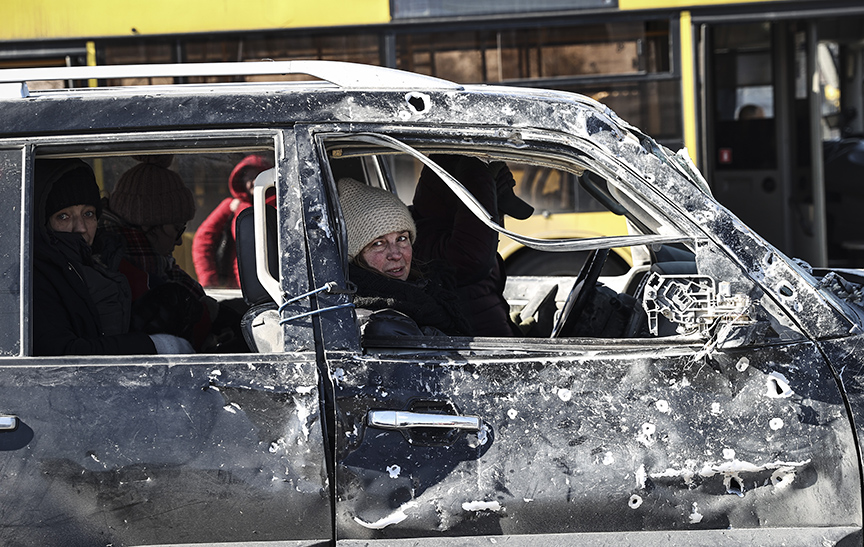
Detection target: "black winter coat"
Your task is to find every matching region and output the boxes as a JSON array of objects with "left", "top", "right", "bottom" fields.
[
  {"left": 350, "top": 263, "right": 470, "bottom": 336},
  {"left": 33, "top": 159, "right": 156, "bottom": 356},
  {"left": 412, "top": 155, "right": 521, "bottom": 337}
]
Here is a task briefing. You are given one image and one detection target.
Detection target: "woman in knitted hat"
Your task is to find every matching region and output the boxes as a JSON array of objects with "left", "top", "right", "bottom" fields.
[
  {"left": 97, "top": 155, "right": 221, "bottom": 351},
  {"left": 191, "top": 154, "right": 273, "bottom": 288},
  {"left": 33, "top": 158, "right": 193, "bottom": 355},
  {"left": 338, "top": 177, "right": 469, "bottom": 336},
  {"left": 98, "top": 155, "right": 199, "bottom": 298}
]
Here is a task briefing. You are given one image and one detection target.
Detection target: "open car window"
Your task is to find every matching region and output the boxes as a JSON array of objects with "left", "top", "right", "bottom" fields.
[
  {"left": 325, "top": 133, "right": 691, "bottom": 253},
  {"left": 320, "top": 132, "right": 805, "bottom": 347},
  {"left": 29, "top": 136, "right": 282, "bottom": 356}
]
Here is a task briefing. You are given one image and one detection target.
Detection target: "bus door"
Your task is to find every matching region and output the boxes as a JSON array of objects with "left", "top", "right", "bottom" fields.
[
  {"left": 704, "top": 21, "right": 817, "bottom": 264},
  {"left": 704, "top": 15, "right": 864, "bottom": 268}
]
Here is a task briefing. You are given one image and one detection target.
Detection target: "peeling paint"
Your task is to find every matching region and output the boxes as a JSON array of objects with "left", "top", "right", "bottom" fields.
[
  {"left": 635, "top": 464, "right": 647, "bottom": 489},
  {"left": 223, "top": 402, "right": 240, "bottom": 413},
  {"left": 557, "top": 388, "right": 572, "bottom": 402},
  {"left": 689, "top": 503, "right": 703, "bottom": 524},
  {"left": 651, "top": 458, "right": 810, "bottom": 492},
  {"left": 462, "top": 500, "right": 502, "bottom": 512},
  {"left": 331, "top": 367, "right": 345, "bottom": 386},
  {"left": 353, "top": 501, "right": 417, "bottom": 529}
]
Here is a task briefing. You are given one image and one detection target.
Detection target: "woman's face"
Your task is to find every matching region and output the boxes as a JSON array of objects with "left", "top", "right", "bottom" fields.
[
  {"left": 146, "top": 223, "right": 186, "bottom": 256},
  {"left": 48, "top": 204, "right": 98, "bottom": 246},
  {"left": 359, "top": 230, "right": 412, "bottom": 281}
]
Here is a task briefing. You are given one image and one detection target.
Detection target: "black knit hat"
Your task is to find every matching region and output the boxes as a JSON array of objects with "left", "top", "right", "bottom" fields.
[{"left": 45, "top": 165, "right": 102, "bottom": 220}]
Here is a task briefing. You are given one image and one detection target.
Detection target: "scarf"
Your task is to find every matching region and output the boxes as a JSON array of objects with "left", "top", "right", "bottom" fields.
[
  {"left": 99, "top": 209, "right": 204, "bottom": 298},
  {"left": 349, "top": 262, "right": 470, "bottom": 336},
  {"left": 52, "top": 231, "right": 132, "bottom": 336}
]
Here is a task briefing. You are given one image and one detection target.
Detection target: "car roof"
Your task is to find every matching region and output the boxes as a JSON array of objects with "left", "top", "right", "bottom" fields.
[{"left": 0, "top": 60, "right": 629, "bottom": 141}]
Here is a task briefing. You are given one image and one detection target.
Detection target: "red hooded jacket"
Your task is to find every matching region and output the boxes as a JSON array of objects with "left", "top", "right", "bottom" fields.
[{"left": 192, "top": 155, "right": 272, "bottom": 287}]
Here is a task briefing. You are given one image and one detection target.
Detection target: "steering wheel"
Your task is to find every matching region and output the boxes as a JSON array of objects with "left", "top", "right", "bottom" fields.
[{"left": 550, "top": 249, "right": 609, "bottom": 338}]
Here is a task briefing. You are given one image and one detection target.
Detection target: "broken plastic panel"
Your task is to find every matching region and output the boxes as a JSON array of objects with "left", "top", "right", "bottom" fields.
[{"left": 642, "top": 273, "right": 753, "bottom": 337}]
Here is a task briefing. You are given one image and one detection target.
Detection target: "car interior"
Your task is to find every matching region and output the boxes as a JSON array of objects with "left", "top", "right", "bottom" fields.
[
  {"left": 313, "top": 138, "right": 764, "bottom": 349},
  {"left": 32, "top": 138, "right": 786, "bottom": 356}
]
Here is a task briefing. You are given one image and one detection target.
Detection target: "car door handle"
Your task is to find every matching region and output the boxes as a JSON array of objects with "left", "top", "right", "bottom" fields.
[
  {"left": 0, "top": 415, "right": 18, "bottom": 431},
  {"left": 367, "top": 410, "right": 480, "bottom": 432}
]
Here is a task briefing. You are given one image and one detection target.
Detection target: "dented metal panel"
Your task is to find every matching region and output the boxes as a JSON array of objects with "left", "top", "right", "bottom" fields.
[
  {"left": 0, "top": 357, "right": 329, "bottom": 546},
  {"left": 330, "top": 340, "right": 859, "bottom": 543}
]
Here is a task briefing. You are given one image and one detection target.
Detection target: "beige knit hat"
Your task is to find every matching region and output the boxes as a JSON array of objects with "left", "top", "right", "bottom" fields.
[
  {"left": 109, "top": 155, "right": 196, "bottom": 226},
  {"left": 337, "top": 177, "right": 416, "bottom": 260}
]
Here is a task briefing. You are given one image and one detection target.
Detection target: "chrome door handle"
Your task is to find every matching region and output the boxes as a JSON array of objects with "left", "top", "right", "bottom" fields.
[
  {"left": 367, "top": 410, "right": 480, "bottom": 432},
  {"left": 0, "top": 415, "right": 18, "bottom": 431}
]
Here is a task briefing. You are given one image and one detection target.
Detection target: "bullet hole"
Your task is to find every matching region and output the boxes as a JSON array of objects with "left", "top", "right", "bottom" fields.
[
  {"left": 726, "top": 476, "right": 744, "bottom": 497},
  {"left": 628, "top": 494, "right": 643, "bottom": 509},
  {"left": 405, "top": 92, "right": 429, "bottom": 113},
  {"left": 766, "top": 372, "right": 793, "bottom": 398}
]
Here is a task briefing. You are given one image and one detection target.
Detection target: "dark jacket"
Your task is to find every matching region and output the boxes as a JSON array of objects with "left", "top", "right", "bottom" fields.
[
  {"left": 412, "top": 155, "right": 522, "bottom": 336},
  {"left": 350, "top": 262, "right": 470, "bottom": 336},
  {"left": 33, "top": 159, "right": 156, "bottom": 356}
]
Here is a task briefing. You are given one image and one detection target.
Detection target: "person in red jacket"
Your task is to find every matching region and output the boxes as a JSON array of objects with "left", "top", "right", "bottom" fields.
[{"left": 192, "top": 155, "right": 273, "bottom": 288}]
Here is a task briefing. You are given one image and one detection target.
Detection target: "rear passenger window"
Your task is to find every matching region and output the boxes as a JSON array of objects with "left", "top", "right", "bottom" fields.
[{"left": 30, "top": 143, "right": 281, "bottom": 357}]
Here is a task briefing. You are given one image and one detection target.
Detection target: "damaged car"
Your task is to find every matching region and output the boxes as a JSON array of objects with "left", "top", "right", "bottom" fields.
[{"left": 0, "top": 60, "right": 863, "bottom": 546}]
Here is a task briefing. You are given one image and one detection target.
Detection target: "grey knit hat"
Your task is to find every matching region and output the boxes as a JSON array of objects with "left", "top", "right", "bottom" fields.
[
  {"left": 337, "top": 177, "right": 416, "bottom": 260},
  {"left": 109, "top": 155, "right": 195, "bottom": 226}
]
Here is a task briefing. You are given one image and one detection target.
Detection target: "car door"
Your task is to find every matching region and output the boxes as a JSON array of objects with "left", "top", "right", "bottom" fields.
[
  {"left": 297, "top": 128, "right": 861, "bottom": 545},
  {"left": 0, "top": 136, "right": 332, "bottom": 546}
]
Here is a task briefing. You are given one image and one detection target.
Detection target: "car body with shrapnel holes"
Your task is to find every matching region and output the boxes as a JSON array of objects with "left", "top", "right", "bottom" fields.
[{"left": 0, "top": 61, "right": 863, "bottom": 546}]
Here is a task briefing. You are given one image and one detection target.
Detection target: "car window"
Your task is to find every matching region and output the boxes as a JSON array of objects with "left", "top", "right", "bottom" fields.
[
  {"left": 320, "top": 132, "right": 804, "bottom": 347},
  {"left": 0, "top": 148, "right": 23, "bottom": 356},
  {"left": 27, "top": 141, "right": 282, "bottom": 357}
]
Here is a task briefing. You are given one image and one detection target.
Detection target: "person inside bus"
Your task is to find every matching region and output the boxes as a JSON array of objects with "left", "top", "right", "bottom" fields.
[
  {"left": 337, "top": 176, "right": 470, "bottom": 336},
  {"left": 192, "top": 154, "right": 273, "bottom": 288},
  {"left": 411, "top": 155, "right": 534, "bottom": 336},
  {"left": 33, "top": 158, "right": 194, "bottom": 355},
  {"left": 96, "top": 155, "right": 242, "bottom": 352}
]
